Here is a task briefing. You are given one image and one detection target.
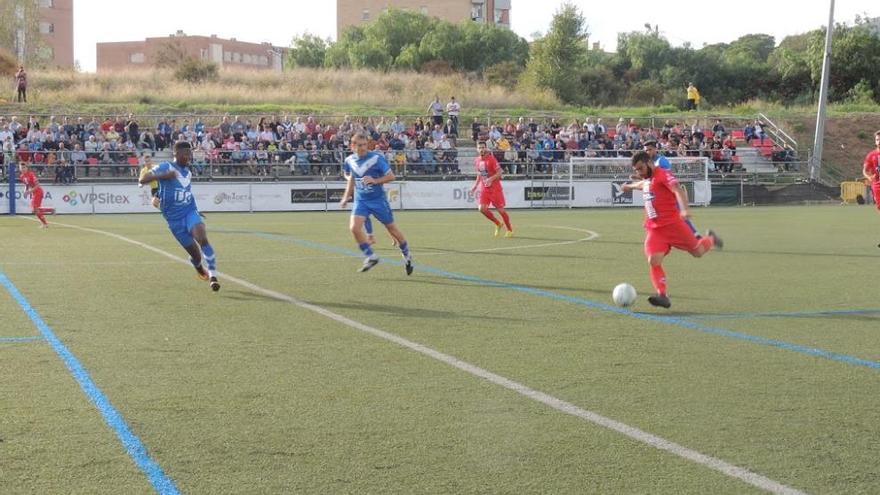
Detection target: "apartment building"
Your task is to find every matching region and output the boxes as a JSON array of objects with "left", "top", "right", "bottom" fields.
[
  {"left": 337, "top": 0, "right": 510, "bottom": 38},
  {"left": 96, "top": 32, "right": 287, "bottom": 72}
]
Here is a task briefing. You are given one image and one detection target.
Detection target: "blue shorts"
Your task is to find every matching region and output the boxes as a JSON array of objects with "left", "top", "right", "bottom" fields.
[
  {"left": 166, "top": 209, "right": 204, "bottom": 248},
  {"left": 353, "top": 197, "right": 394, "bottom": 225}
]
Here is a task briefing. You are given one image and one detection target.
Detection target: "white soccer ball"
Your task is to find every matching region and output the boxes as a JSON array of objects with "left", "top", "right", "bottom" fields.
[{"left": 612, "top": 283, "right": 637, "bottom": 307}]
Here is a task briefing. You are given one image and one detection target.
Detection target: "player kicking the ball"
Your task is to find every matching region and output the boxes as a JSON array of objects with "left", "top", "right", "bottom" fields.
[
  {"left": 621, "top": 151, "right": 722, "bottom": 308},
  {"left": 139, "top": 141, "right": 220, "bottom": 291},
  {"left": 471, "top": 141, "right": 513, "bottom": 237},
  {"left": 340, "top": 132, "right": 413, "bottom": 275},
  {"left": 18, "top": 163, "right": 55, "bottom": 228}
]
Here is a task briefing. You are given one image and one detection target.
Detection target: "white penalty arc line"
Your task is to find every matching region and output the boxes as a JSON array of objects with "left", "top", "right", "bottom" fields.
[
  {"left": 39, "top": 217, "right": 805, "bottom": 495},
  {"left": 412, "top": 225, "right": 600, "bottom": 257}
]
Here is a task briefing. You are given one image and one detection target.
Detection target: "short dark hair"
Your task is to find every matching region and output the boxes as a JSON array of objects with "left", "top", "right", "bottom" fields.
[
  {"left": 631, "top": 151, "right": 651, "bottom": 166},
  {"left": 174, "top": 140, "right": 192, "bottom": 152},
  {"left": 642, "top": 140, "right": 657, "bottom": 148},
  {"left": 875, "top": 130, "right": 880, "bottom": 138}
]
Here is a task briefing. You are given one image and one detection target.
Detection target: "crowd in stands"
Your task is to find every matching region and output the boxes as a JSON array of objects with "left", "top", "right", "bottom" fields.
[{"left": 0, "top": 108, "right": 800, "bottom": 183}]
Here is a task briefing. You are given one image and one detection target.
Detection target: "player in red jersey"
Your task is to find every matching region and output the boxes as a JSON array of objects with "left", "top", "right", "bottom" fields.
[
  {"left": 470, "top": 141, "right": 513, "bottom": 237},
  {"left": 622, "top": 151, "right": 722, "bottom": 308},
  {"left": 862, "top": 130, "right": 880, "bottom": 212},
  {"left": 18, "top": 163, "right": 55, "bottom": 228}
]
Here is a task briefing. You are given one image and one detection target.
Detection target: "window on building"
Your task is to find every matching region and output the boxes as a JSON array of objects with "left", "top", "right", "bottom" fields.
[
  {"left": 421, "top": 6, "right": 428, "bottom": 15},
  {"left": 38, "top": 0, "right": 54, "bottom": 8},
  {"left": 199, "top": 49, "right": 207, "bottom": 60},
  {"left": 130, "top": 53, "right": 145, "bottom": 64},
  {"left": 362, "top": 9, "right": 369, "bottom": 21},
  {"left": 233, "top": 52, "right": 241, "bottom": 63},
  {"left": 259, "top": 55, "right": 268, "bottom": 66},
  {"left": 224, "top": 51, "right": 232, "bottom": 62},
  {"left": 243, "top": 53, "right": 252, "bottom": 64},
  {"left": 39, "top": 22, "right": 54, "bottom": 34},
  {"left": 471, "top": 6, "right": 481, "bottom": 21}
]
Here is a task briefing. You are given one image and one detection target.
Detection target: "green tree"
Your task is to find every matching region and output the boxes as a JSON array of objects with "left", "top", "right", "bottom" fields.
[
  {"left": 154, "top": 39, "right": 190, "bottom": 69},
  {"left": 0, "top": 0, "right": 50, "bottom": 66},
  {"left": 287, "top": 34, "right": 328, "bottom": 68},
  {"left": 808, "top": 23, "right": 880, "bottom": 102},
  {"left": 522, "top": 3, "right": 588, "bottom": 104}
]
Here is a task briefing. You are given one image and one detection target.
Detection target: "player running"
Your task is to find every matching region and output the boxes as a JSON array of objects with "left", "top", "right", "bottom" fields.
[
  {"left": 470, "top": 141, "right": 513, "bottom": 237},
  {"left": 138, "top": 141, "right": 220, "bottom": 291},
  {"left": 340, "top": 132, "right": 413, "bottom": 275},
  {"left": 621, "top": 151, "right": 722, "bottom": 309},
  {"left": 18, "top": 163, "right": 55, "bottom": 228},
  {"left": 862, "top": 131, "right": 880, "bottom": 246}
]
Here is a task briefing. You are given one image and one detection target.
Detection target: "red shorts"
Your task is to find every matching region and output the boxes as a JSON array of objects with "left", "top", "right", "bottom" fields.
[
  {"left": 872, "top": 183, "right": 880, "bottom": 210},
  {"left": 644, "top": 220, "right": 701, "bottom": 257},
  {"left": 478, "top": 188, "right": 505, "bottom": 208},
  {"left": 30, "top": 188, "right": 44, "bottom": 210}
]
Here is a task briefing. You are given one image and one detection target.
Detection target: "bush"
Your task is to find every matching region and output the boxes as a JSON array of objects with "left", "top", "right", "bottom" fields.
[
  {"left": 483, "top": 61, "right": 523, "bottom": 88},
  {"left": 0, "top": 47, "right": 17, "bottom": 77},
  {"left": 420, "top": 60, "right": 454, "bottom": 75},
  {"left": 174, "top": 59, "right": 219, "bottom": 84}
]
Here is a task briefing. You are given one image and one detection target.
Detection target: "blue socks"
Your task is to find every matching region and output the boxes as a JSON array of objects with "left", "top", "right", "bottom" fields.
[
  {"left": 358, "top": 242, "right": 375, "bottom": 257},
  {"left": 364, "top": 217, "right": 374, "bottom": 235},
  {"left": 201, "top": 243, "right": 217, "bottom": 273},
  {"left": 399, "top": 241, "right": 410, "bottom": 259}
]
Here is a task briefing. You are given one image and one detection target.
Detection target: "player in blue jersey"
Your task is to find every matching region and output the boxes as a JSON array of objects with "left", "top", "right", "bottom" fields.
[
  {"left": 339, "top": 132, "right": 413, "bottom": 275},
  {"left": 138, "top": 141, "right": 220, "bottom": 291},
  {"left": 643, "top": 140, "right": 701, "bottom": 239}
]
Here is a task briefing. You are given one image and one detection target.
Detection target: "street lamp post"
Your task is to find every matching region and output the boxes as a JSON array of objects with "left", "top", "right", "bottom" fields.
[{"left": 810, "top": 0, "right": 835, "bottom": 182}]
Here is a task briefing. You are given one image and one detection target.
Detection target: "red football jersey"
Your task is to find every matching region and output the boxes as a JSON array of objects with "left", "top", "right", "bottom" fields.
[
  {"left": 863, "top": 149, "right": 880, "bottom": 184},
  {"left": 20, "top": 170, "right": 40, "bottom": 191},
  {"left": 642, "top": 167, "right": 681, "bottom": 229},
  {"left": 475, "top": 153, "right": 502, "bottom": 192}
]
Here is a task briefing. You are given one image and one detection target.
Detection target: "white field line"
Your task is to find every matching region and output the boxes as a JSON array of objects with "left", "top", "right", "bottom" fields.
[{"left": 35, "top": 217, "right": 805, "bottom": 495}]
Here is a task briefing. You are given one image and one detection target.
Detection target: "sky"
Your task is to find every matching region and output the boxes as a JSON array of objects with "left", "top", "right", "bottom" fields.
[{"left": 74, "top": 0, "right": 878, "bottom": 72}]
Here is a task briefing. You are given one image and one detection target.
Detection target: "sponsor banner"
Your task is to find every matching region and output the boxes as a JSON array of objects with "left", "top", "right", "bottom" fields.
[
  {"left": 0, "top": 180, "right": 710, "bottom": 214},
  {"left": 400, "top": 181, "right": 480, "bottom": 209},
  {"left": 195, "top": 184, "right": 251, "bottom": 212}
]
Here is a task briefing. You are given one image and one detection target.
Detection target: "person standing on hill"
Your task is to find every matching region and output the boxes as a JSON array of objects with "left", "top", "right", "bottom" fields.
[
  {"left": 14, "top": 66, "right": 27, "bottom": 103},
  {"left": 686, "top": 82, "right": 700, "bottom": 111},
  {"left": 862, "top": 131, "right": 880, "bottom": 244},
  {"left": 427, "top": 96, "right": 444, "bottom": 127}
]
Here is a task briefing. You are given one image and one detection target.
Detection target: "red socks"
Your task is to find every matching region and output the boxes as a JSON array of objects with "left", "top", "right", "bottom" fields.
[
  {"left": 697, "top": 236, "right": 715, "bottom": 251},
  {"left": 499, "top": 211, "right": 512, "bottom": 231},
  {"left": 480, "top": 209, "right": 500, "bottom": 226},
  {"left": 650, "top": 264, "right": 667, "bottom": 296}
]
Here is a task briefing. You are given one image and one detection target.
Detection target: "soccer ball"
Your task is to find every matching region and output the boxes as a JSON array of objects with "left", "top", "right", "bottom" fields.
[{"left": 612, "top": 283, "right": 637, "bottom": 307}]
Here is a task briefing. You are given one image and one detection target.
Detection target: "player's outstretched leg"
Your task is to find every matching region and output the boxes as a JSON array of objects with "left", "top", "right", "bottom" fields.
[
  {"left": 385, "top": 223, "right": 413, "bottom": 276},
  {"left": 497, "top": 207, "right": 513, "bottom": 237},
  {"left": 351, "top": 215, "right": 379, "bottom": 273},
  {"left": 646, "top": 253, "right": 671, "bottom": 309},
  {"left": 191, "top": 222, "right": 220, "bottom": 291},
  {"left": 478, "top": 205, "right": 502, "bottom": 236}
]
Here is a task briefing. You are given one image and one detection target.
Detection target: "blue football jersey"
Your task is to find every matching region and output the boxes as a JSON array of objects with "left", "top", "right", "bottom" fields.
[
  {"left": 152, "top": 161, "right": 197, "bottom": 220},
  {"left": 343, "top": 151, "right": 390, "bottom": 202},
  {"left": 655, "top": 154, "right": 672, "bottom": 170}
]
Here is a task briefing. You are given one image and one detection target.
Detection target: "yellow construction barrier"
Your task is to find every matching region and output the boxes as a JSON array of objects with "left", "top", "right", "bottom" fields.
[{"left": 840, "top": 181, "right": 867, "bottom": 204}]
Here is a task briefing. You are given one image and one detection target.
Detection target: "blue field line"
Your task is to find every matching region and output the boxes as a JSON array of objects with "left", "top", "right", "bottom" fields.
[
  {"left": 680, "top": 308, "right": 880, "bottom": 320},
  {"left": 0, "top": 336, "right": 44, "bottom": 343},
  {"left": 0, "top": 271, "right": 180, "bottom": 495},
  {"left": 224, "top": 228, "right": 880, "bottom": 371}
]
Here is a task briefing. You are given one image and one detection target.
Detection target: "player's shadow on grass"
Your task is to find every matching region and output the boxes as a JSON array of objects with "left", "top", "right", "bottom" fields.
[{"left": 312, "top": 300, "right": 520, "bottom": 322}]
